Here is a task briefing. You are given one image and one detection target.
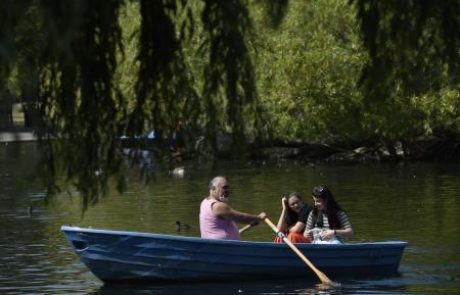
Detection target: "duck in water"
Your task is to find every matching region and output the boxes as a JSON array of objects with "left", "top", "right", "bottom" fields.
[{"left": 175, "top": 221, "right": 191, "bottom": 232}]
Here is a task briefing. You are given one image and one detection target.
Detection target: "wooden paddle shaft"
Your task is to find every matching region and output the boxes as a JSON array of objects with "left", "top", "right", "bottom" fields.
[
  {"left": 264, "top": 218, "right": 336, "bottom": 286},
  {"left": 239, "top": 220, "right": 260, "bottom": 234},
  {"left": 239, "top": 223, "right": 253, "bottom": 234}
]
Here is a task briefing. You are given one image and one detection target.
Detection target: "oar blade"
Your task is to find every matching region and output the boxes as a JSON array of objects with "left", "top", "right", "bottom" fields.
[
  {"left": 264, "top": 218, "right": 340, "bottom": 287},
  {"left": 317, "top": 270, "right": 341, "bottom": 287},
  {"left": 317, "top": 280, "right": 342, "bottom": 290}
]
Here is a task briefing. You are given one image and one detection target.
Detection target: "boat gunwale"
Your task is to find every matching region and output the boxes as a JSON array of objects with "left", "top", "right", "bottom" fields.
[{"left": 61, "top": 225, "right": 408, "bottom": 249}]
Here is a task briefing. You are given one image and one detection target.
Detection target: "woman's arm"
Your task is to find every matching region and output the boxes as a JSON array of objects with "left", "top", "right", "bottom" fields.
[
  {"left": 303, "top": 212, "right": 315, "bottom": 238},
  {"left": 334, "top": 227, "right": 354, "bottom": 238},
  {"left": 276, "top": 197, "right": 289, "bottom": 232},
  {"left": 336, "top": 210, "right": 354, "bottom": 237},
  {"left": 288, "top": 221, "right": 305, "bottom": 234},
  {"left": 321, "top": 210, "right": 354, "bottom": 239}
]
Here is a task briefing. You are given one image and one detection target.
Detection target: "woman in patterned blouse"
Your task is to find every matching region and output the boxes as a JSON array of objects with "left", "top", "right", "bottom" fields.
[{"left": 304, "top": 185, "right": 354, "bottom": 243}]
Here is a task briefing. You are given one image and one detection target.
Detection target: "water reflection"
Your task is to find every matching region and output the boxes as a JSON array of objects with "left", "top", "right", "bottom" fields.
[
  {"left": 121, "top": 148, "right": 156, "bottom": 169},
  {"left": 87, "top": 278, "right": 422, "bottom": 295},
  {"left": 1, "top": 143, "right": 460, "bottom": 294},
  {"left": 88, "top": 280, "right": 347, "bottom": 295}
]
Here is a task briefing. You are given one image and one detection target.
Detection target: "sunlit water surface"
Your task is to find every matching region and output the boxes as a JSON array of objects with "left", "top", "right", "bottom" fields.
[{"left": 1, "top": 143, "right": 459, "bottom": 294}]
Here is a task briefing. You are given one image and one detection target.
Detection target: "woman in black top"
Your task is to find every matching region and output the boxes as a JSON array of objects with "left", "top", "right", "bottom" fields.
[{"left": 274, "top": 191, "right": 312, "bottom": 243}]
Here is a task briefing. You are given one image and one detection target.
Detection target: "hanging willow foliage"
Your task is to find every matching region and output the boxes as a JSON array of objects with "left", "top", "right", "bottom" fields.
[
  {"left": 1, "top": 0, "right": 460, "bottom": 210},
  {"left": 0, "top": 0, "right": 28, "bottom": 82},
  {"left": 201, "top": 0, "right": 258, "bottom": 152},
  {"left": 37, "top": 0, "right": 125, "bottom": 210},
  {"left": 352, "top": 0, "right": 460, "bottom": 99},
  {"left": 131, "top": 0, "right": 188, "bottom": 144},
  {"left": 0, "top": 0, "right": 289, "bottom": 210}
]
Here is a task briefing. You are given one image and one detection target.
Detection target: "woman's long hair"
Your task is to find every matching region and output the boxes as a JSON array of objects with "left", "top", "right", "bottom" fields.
[
  {"left": 311, "top": 185, "right": 342, "bottom": 229},
  {"left": 283, "top": 191, "right": 304, "bottom": 225}
]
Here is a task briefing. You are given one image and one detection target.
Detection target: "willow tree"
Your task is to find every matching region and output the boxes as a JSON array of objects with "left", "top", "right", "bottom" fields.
[
  {"left": 254, "top": 0, "right": 366, "bottom": 143},
  {"left": 352, "top": 0, "right": 460, "bottom": 146},
  {"left": 1, "top": 0, "right": 460, "bottom": 209},
  {"left": 1, "top": 0, "right": 287, "bottom": 209}
]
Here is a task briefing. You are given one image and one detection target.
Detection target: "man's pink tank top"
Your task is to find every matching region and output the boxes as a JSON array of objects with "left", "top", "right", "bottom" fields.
[{"left": 199, "top": 198, "right": 240, "bottom": 240}]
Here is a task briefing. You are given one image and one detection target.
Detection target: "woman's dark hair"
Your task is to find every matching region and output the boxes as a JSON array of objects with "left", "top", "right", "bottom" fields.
[
  {"left": 284, "top": 191, "right": 304, "bottom": 225},
  {"left": 311, "top": 185, "right": 343, "bottom": 229},
  {"left": 287, "top": 191, "right": 303, "bottom": 200}
]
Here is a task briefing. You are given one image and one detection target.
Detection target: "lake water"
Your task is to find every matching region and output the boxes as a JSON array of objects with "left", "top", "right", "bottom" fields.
[{"left": 1, "top": 142, "right": 459, "bottom": 294}]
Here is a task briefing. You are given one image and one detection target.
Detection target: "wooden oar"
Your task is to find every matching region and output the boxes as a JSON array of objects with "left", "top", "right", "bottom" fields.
[
  {"left": 239, "top": 224, "right": 253, "bottom": 234},
  {"left": 239, "top": 220, "right": 259, "bottom": 234},
  {"left": 264, "top": 218, "right": 340, "bottom": 287}
]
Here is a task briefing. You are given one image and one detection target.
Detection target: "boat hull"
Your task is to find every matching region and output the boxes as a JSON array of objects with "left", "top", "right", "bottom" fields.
[{"left": 61, "top": 226, "right": 407, "bottom": 283}]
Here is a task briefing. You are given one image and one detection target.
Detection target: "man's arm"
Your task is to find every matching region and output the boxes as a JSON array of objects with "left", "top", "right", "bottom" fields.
[{"left": 212, "top": 202, "right": 265, "bottom": 224}]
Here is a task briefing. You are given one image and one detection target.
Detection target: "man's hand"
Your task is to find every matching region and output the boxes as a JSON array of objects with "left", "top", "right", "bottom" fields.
[{"left": 258, "top": 212, "right": 267, "bottom": 221}]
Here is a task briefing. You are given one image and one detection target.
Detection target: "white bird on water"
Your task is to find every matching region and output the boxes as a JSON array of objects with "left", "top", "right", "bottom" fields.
[{"left": 172, "top": 166, "right": 185, "bottom": 178}]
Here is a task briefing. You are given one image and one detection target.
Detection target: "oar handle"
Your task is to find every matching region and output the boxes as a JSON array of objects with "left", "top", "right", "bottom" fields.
[
  {"left": 264, "top": 218, "right": 338, "bottom": 287},
  {"left": 239, "top": 224, "right": 252, "bottom": 234},
  {"left": 239, "top": 220, "right": 259, "bottom": 234}
]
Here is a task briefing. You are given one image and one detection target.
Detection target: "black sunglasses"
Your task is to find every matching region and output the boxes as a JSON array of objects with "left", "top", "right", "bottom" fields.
[{"left": 312, "top": 186, "right": 327, "bottom": 197}]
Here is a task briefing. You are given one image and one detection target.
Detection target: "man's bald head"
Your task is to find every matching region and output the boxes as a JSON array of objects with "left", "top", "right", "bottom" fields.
[
  {"left": 209, "top": 176, "right": 229, "bottom": 201},
  {"left": 209, "top": 176, "right": 227, "bottom": 189}
]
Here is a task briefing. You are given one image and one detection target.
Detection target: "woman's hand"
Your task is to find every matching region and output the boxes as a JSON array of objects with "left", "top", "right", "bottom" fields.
[{"left": 320, "top": 229, "right": 335, "bottom": 240}]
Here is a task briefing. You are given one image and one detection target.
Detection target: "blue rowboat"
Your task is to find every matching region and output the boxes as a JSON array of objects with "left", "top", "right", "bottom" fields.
[{"left": 61, "top": 225, "right": 407, "bottom": 283}]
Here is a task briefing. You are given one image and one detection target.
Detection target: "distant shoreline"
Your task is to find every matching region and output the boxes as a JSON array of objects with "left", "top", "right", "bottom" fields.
[
  {"left": 0, "top": 130, "right": 37, "bottom": 143},
  {"left": 2, "top": 130, "right": 459, "bottom": 163}
]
